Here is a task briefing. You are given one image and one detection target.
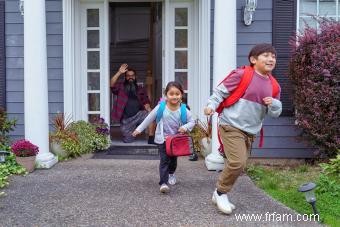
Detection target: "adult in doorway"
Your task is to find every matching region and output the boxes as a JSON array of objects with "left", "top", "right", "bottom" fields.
[{"left": 110, "top": 63, "right": 155, "bottom": 143}]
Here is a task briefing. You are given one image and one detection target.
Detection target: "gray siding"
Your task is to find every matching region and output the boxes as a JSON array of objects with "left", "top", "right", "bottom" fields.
[
  {"left": 5, "top": 0, "right": 63, "bottom": 140},
  {"left": 210, "top": 0, "right": 315, "bottom": 158}
]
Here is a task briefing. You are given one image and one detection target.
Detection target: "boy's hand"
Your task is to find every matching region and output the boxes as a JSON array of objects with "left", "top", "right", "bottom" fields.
[
  {"left": 204, "top": 107, "right": 214, "bottom": 116},
  {"left": 263, "top": 97, "right": 273, "bottom": 106},
  {"left": 178, "top": 127, "right": 187, "bottom": 133},
  {"left": 132, "top": 130, "right": 141, "bottom": 137}
]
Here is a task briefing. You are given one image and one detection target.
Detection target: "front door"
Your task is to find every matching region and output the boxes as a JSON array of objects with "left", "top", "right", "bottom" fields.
[{"left": 66, "top": 0, "right": 210, "bottom": 124}]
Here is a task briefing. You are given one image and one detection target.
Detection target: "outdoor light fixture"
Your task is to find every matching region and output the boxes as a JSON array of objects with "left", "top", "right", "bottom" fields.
[
  {"left": 0, "top": 151, "right": 10, "bottom": 163},
  {"left": 243, "top": 0, "right": 257, "bottom": 26},
  {"left": 19, "top": 0, "right": 24, "bottom": 16},
  {"left": 298, "top": 182, "right": 319, "bottom": 215}
]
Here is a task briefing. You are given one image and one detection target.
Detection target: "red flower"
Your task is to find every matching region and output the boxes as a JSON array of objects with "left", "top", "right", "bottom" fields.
[{"left": 11, "top": 139, "right": 39, "bottom": 157}]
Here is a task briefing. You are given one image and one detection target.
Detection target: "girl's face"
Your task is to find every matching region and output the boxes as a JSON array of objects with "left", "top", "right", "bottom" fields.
[{"left": 166, "top": 86, "right": 182, "bottom": 105}]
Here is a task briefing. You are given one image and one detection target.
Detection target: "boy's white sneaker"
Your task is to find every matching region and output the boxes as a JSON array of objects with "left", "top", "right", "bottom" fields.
[
  {"left": 160, "top": 183, "right": 170, "bottom": 193},
  {"left": 212, "top": 190, "right": 235, "bottom": 214},
  {"left": 168, "top": 174, "right": 176, "bottom": 185}
]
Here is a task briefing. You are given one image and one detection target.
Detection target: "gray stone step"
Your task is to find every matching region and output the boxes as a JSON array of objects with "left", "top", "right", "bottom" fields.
[{"left": 107, "top": 144, "right": 158, "bottom": 156}]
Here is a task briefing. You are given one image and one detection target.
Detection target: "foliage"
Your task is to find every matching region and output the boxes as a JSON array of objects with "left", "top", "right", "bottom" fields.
[
  {"left": 11, "top": 139, "right": 39, "bottom": 157},
  {"left": 288, "top": 20, "right": 340, "bottom": 158},
  {"left": 0, "top": 107, "right": 17, "bottom": 149},
  {"left": 49, "top": 113, "right": 81, "bottom": 158},
  {"left": 0, "top": 153, "right": 26, "bottom": 195},
  {"left": 247, "top": 164, "right": 340, "bottom": 226},
  {"left": 91, "top": 117, "right": 110, "bottom": 136},
  {"left": 319, "top": 154, "right": 340, "bottom": 177},
  {"left": 69, "top": 120, "right": 109, "bottom": 154},
  {"left": 190, "top": 117, "right": 212, "bottom": 152}
]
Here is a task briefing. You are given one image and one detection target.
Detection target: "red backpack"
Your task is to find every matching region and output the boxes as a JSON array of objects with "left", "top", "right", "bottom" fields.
[
  {"left": 216, "top": 65, "right": 280, "bottom": 152},
  {"left": 165, "top": 134, "right": 194, "bottom": 157}
]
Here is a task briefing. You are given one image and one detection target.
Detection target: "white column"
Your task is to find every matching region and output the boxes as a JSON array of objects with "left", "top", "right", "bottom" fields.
[
  {"left": 24, "top": 0, "right": 58, "bottom": 168},
  {"left": 205, "top": 0, "right": 237, "bottom": 171}
]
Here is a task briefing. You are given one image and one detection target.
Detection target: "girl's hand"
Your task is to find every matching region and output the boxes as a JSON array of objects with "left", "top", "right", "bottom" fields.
[
  {"left": 263, "top": 97, "right": 273, "bottom": 106},
  {"left": 132, "top": 130, "right": 141, "bottom": 137},
  {"left": 204, "top": 107, "right": 214, "bottom": 116},
  {"left": 178, "top": 127, "right": 187, "bottom": 133}
]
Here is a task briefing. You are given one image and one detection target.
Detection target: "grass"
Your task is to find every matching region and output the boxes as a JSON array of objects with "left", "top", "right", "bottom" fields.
[{"left": 247, "top": 164, "right": 340, "bottom": 226}]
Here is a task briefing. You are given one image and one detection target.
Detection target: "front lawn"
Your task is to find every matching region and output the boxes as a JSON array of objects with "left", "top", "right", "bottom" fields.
[{"left": 247, "top": 164, "right": 340, "bottom": 226}]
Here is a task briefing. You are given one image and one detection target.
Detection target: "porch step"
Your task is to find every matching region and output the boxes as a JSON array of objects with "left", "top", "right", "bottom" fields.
[{"left": 107, "top": 144, "right": 158, "bottom": 156}]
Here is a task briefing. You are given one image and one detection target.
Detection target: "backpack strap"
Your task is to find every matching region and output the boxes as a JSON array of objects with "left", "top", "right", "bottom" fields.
[
  {"left": 180, "top": 103, "right": 187, "bottom": 124},
  {"left": 156, "top": 100, "right": 187, "bottom": 124},
  {"left": 156, "top": 100, "right": 166, "bottom": 123},
  {"left": 269, "top": 75, "right": 280, "bottom": 98},
  {"left": 216, "top": 65, "right": 254, "bottom": 114}
]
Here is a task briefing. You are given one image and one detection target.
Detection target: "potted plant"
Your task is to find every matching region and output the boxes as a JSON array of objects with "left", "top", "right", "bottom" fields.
[
  {"left": 196, "top": 117, "right": 212, "bottom": 157},
  {"left": 49, "top": 113, "right": 80, "bottom": 159},
  {"left": 11, "top": 139, "right": 39, "bottom": 172}
]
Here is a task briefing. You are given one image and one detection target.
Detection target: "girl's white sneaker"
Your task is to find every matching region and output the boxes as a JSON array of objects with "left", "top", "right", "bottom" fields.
[{"left": 168, "top": 174, "right": 177, "bottom": 185}]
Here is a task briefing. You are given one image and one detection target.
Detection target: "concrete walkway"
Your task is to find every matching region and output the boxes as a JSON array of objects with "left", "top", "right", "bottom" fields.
[{"left": 0, "top": 154, "right": 321, "bottom": 227}]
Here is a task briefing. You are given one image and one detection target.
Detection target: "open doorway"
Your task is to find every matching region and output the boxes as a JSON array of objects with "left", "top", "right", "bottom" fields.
[{"left": 109, "top": 2, "right": 162, "bottom": 143}]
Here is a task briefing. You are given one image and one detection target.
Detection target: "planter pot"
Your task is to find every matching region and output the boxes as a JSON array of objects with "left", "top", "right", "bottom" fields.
[
  {"left": 200, "top": 137, "right": 212, "bottom": 157},
  {"left": 16, "top": 156, "right": 36, "bottom": 172},
  {"left": 50, "top": 142, "right": 68, "bottom": 158}
]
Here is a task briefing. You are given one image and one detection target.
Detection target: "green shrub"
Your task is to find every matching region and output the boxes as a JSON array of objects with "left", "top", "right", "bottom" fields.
[
  {"left": 69, "top": 120, "right": 109, "bottom": 154},
  {"left": 0, "top": 108, "right": 17, "bottom": 149},
  {"left": 288, "top": 20, "right": 340, "bottom": 158}
]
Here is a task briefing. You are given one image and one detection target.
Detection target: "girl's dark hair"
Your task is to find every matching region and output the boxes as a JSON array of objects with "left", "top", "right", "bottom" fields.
[
  {"left": 164, "top": 81, "right": 184, "bottom": 95},
  {"left": 248, "top": 43, "right": 277, "bottom": 66}
]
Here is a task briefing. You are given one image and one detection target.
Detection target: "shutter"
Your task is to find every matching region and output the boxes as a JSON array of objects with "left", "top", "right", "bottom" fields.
[
  {"left": 0, "top": 1, "right": 6, "bottom": 109},
  {"left": 272, "top": 0, "right": 296, "bottom": 116}
]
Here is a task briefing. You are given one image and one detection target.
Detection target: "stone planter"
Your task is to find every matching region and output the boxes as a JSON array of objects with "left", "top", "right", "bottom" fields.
[
  {"left": 50, "top": 142, "right": 68, "bottom": 158},
  {"left": 200, "top": 137, "right": 212, "bottom": 157},
  {"left": 15, "top": 156, "right": 36, "bottom": 172}
]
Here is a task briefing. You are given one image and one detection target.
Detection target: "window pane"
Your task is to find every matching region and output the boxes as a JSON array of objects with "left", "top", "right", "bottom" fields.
[
  {"left": 175, "top": 8, "right": 188, "bottom": 26},
  {"left": 87, "top": 9, "right": 99, "bottom": 27},
  {"left": 87, "top": 30, "right": 99, "bottom": 48},
  {"left": 319, "top": 0, "right": 336, "bottom": 16},
  {"left": 88, "top": 51, "right": 100, "bottom": 69},
  {"left": 88, "top": 72, "right": 100, "bottom": 90},
  {"left": 300, "top": 0, "right": 317, "bottom": 15},
  {"left": 175, "top": 29, "right": 188, "bottom": 48},
  {"left": 88, "top": 114, "right": 100, "bottom": 123},
  {"left": 88, "top": 93, "right": 100, "bottom": 111},
  {"left": 175, "top": 72, "right": 188, "bottom": 90},
  {"left": 299, "top": 17, "right": 317, "bottom": 30},
  {"left": 175, "top": 51, "right": 187, "bottom": 69}
]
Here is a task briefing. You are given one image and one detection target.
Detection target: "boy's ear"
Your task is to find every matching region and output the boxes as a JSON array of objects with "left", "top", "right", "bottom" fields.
[{"left": 249, "top": 56, "right": 257, "bottom": 65}]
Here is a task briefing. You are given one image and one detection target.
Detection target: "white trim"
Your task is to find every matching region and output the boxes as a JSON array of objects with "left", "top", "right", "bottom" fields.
[
  {"left": 63, "top": 0, "right": 76, "bottom": 119},
  {"left": 196, "top": 0, "right": 210, "bottom": 121}
]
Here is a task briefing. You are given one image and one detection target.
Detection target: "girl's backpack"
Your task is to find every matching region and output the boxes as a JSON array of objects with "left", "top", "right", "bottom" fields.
[{"left": 155, "top": 100, "right": 187, "bottom": 124}]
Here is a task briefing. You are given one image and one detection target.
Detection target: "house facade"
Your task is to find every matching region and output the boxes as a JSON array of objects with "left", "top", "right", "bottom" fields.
[{"left": 1, "top": 0, "right": 336, "bottom": 167}]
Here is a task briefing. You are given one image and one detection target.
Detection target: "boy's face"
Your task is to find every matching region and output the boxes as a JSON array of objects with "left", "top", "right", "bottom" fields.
[{"left": 250, "top": 52, "right": 276, "bottom": 75}]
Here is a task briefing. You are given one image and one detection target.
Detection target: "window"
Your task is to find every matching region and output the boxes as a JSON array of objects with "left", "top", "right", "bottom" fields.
[{"left": 298, "top": 0, "right": 339, "bottom": 30}]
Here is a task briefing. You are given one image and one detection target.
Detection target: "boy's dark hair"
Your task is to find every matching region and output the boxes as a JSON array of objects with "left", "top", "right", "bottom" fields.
[
  {"left": 164, "top": 81, "right": 184, "bottom": 95},
  {"left": 248, "top": 43, "right": 277, "bottom": 66}
]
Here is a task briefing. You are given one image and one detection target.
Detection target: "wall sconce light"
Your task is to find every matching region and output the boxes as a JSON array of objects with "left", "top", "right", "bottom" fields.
[
  {"left": 243, "top": 0, "right": 257, "bottom": 26},
  {"left": 19, "top": 0, "right": 24, "bottom": 16}
]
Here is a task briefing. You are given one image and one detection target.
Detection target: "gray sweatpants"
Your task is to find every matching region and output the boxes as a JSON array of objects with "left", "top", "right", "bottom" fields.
[{"left": 120, "top": 110, "right": 149, "bottom": 143}]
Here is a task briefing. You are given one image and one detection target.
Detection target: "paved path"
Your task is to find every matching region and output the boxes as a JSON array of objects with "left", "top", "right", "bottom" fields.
[{"left": 0, "top": 154, "right": 321, "bottom": 226}]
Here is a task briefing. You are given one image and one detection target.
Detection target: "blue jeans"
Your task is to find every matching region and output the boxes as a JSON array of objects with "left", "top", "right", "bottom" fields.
[{"left": 158, "top": 143, "right": 177, "bottom": 185}]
